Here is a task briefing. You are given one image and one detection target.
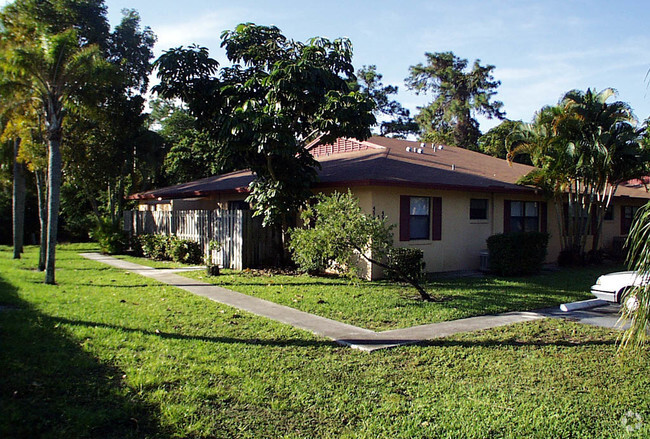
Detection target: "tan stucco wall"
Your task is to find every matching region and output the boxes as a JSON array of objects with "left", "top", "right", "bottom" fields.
[
  {"left": 355, "top": 186, "right": 514, "bottom": 277},
  {"left": 338, "top": 186, "right": 645, "bottom": 279}
]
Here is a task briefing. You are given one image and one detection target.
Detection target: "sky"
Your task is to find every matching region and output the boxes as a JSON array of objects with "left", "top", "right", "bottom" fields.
[{"left": 4, "top": 0, "right": 650, "bottom": 131}]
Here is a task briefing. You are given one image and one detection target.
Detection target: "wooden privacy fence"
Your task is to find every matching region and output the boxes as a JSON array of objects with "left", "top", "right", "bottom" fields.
[{"left": 123, "top": 210, "right": 282, "bottom": 270}]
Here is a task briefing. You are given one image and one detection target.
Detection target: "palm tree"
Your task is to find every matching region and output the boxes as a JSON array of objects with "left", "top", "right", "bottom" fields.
[
  {"left": 1, "top": 25, "right": 108, "bottom": 283},
  {"left": 620, "top": 202, "right": 650, "bottom": 350},
  {"left": 509, "top": 89, "right": 647, "bottom": 262},
  {"left": 509, "top": 105, "right": 576, "bottom": 252},
  {"left": 561, "top": 88, "right": 645, "bottom": 254}
]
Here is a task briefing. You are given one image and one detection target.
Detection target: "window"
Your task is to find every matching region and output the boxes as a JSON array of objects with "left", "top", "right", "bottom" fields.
[
  {"left": 509, "top": 201, "right": 539, "bottom": 232},
  {"left": 470, "top": 199, "right": 488, "bottom": 220},
  {"left": 621, "top": 205, "right": 640, "bottom": 235},
  {"left": 409, "top": 197, "right": 430, "bottom": 240},
  {"left": 399, "top": 196, "right": 442, "bottom": 241}
]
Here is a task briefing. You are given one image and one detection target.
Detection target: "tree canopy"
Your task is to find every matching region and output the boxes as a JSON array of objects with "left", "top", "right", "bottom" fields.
[
  {"left": 354, "top": 65, "right": 418, "bottom": 138},
  {"left": 477, "top": 119, "right": 531, "bottom": 164},
  {"left": 153, "top": 23, "right": 375, "bottom": 227},
  {"left": 406, "top": 51, "right": 505, "bottom": 149}
]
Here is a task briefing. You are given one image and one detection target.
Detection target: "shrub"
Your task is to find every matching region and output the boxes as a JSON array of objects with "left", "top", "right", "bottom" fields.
[
  {"left": 137, "top": 234, "right": 172, "bottom": 260},
  {"left": 486, "top": 232, "right": 549, "bottom": 276},
  {"left": 387, "top": 247, "right": 425, "bottom": 283},
  {"left": 129, "top": 234, "right": 144, "bottom": 257},
  {"left": 134, "top": 234, "right": 202, "bottom": 263},
  {"left": 90, "top": 219, "right": 128, "bottom": 255},
  {"left": 169, "top": 238, "right": 203, "bottom": 264}
]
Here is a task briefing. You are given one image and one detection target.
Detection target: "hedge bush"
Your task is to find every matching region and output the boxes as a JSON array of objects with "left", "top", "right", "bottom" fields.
[
  {"left": 136, "top": 234, "right": 171, "bottom": 260},
  {"left": 387, "top": 247, "right": 425, "bottom": 282},
  {"left": 133, "top": 234, "right": 202, "bottom": 264},
  {"left": 486, "top": 232, "right": 549, "bottom": 276}
]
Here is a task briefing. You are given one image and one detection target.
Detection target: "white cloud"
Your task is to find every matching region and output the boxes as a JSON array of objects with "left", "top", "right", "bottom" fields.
[{"left": 154, "top": 12, "right": 232, "bottom": 56}]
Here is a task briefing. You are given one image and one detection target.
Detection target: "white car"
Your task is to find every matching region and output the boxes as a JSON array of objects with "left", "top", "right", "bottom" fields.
[{"left": 591, "top": 271, "right": 647, "bottom": 310}]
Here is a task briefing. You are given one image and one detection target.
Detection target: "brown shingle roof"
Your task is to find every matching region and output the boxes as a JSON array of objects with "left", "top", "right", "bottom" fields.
[{"left": 127, "top": 136, "right": 650, "bottom": 200}]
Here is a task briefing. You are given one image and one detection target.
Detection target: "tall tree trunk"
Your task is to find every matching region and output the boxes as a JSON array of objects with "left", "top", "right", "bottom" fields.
[
  {"left": 45, "top": 135, "right": 62, "bottom": 284},
  {"left": 12, "top": 137, "right": 26, "bottom": 259},
  {"left": 35, "top": 169, "right": 48, "bottom": 271}
]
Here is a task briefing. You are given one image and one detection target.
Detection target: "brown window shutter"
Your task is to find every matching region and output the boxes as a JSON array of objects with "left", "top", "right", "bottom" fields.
[
  {"left": 620, "top": 206, "right": 626, "bottom": 235},
  {"left": 432, "top": 197, "right": 442, "bottom": 241},
  {"left": 503, "top": 200, "right": 511, "bottom": 233},
  {"left": 399, "top": 195, "right": 410, "bottom": 241},
  {"left": 540, "top": 202, "right": 548, "bottom": 233}
]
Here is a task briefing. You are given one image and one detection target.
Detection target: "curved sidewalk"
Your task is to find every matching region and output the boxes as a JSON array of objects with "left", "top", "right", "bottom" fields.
[{"left": 81, "top": 253, "right": 547, "bottom": 351}]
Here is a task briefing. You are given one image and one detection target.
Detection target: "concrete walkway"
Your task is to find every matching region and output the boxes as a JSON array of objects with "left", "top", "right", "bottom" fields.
[{"left": 81, "top": 253, "right": 575, "bottom": 351}]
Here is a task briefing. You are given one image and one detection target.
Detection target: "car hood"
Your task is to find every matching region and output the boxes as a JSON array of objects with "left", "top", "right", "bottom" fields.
[{"left": 597, "top": 271, "right": 648, "bottom": 288}]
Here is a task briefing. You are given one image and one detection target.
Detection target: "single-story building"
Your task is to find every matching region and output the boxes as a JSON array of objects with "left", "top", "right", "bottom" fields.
[{"left": 127, "top": 136, "right": 650, "bottom": 278}]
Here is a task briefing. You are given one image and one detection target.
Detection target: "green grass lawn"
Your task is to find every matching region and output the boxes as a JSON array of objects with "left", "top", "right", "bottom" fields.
[
  {"left": 176, "top": 262, "right": 616, "bottom": 330},
  {"left": 1, "top": 244, "right": 649, "bottom": 438}
]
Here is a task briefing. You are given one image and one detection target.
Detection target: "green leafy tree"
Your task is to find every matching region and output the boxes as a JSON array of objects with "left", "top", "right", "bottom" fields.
[
  {"left": 63, "top": 9, "right": 156, "bottom": 227},
  {"left": 355, "top": 65, "right": 418, "bottom": 138},
  {"left": 0, "top": 112, "right": 27, "bottom": 258},
  {"left": 1, "top": 0, "right": 111, "bottom": 283},
  {"left": 153, "top": 23, "right": 375, "bottom": 231},
  {"left": 289, "top": 191, "right": 437, "bottom": 301},
  {"left": 147, "top": 99, "right": 223, "bottom": 184},
  {"left": 0, "top": 101, "right": 47, "bottom": 264},
  {"left": 406, "top": 51, "right": 505, "bottom": 149},
  {"left": 478, "top": 119, "right": 531, "bottom": 164},
  {"left": 163, "top": 130, "right": 221, "bottom": 184}
]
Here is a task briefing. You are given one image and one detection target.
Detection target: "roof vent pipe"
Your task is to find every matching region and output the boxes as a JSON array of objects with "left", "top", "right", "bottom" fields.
[
  {"left": 420, "top": 142, "right": 425, "bottom": 148},
  {"left": 438, "top": 145, "right": 444, "bottom": 151},
  {"left": 451, "top": 164, "right": 456, "bottom": 170},
  {"left": 417, "top": 148, "right": 423, "bottom": 154},
  {"left": 406, "top": 147, "right": 411, "bottom": 152}
]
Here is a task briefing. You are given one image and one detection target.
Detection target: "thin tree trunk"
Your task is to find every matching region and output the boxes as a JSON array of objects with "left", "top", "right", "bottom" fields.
[
  {"left": 35, "top": 169, "right": 48, "bottom": 271},
  {"left": 45, "top": 136, "right": 62, "bottom": 284},
  {"left": 12, "top": 138, "right": 26, "bottom": 259},
  {"left": 115, "top": 177, "right": 125, "bottom": 227}
]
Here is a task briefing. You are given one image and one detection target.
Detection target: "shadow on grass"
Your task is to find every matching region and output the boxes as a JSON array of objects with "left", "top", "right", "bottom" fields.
[
  {"left": 74, "top": 283, "right": 154, "bottom": 288},
  {"left": 0, "top": 278, "right": 172, "bottom": 439},
  {"left": 52, "top": 316, "right": 337, "bottom": 349},
  {"left": 416, "top": 337, "right": 616, "bottom": 349}
]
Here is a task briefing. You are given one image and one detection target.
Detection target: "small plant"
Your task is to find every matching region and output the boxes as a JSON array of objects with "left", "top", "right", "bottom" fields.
[
  {"left": 90, "top": 218, "right": 128, "bottom": 255},
  {"left": 205, "top": 240, "right": 222, "bottom": 276}
]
